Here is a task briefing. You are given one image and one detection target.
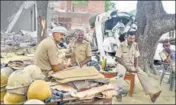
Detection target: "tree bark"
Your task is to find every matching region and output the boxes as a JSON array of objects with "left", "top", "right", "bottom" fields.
[
  {"left": 47, "top": 1, "right": 53, "bottom": 32},
  {"left": 36, "top": 1, "right": 48, "bottom": 43},
  {"left": 136, "top": 1, "right": 175, "bottom": 73}
]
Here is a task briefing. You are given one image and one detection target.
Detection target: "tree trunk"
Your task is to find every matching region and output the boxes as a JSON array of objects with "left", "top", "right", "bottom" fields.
[
  {"left": 136, "top": 1, "right": 175, "bottom": 74},
  {"left": 47, "top": 1, "right": 53, "bottom": 32},
  {"left": 36, "top": 1, "right": 48, "bottom": 43}
]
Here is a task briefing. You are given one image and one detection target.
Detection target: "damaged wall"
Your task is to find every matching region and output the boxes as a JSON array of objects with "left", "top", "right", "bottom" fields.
[{"left": 1, "top": 1, "right": 36, "bottom": 33}]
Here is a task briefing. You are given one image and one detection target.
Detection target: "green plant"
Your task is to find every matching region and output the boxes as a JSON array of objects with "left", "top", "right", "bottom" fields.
[
  {"left": 105, "top": 0, "right": 116, "bottom": 12},
  {"left": 72, "top": 0, "right": 88, "bottom": 6}
]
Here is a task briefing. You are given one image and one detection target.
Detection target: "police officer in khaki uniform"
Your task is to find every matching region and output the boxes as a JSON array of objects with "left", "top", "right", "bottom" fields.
[
  {"left": 159, "top": 39, "right": 175, "bottom": 91},
  {"left": 34, "top": 26, "right": 68, "bottom": 79},
  {"left": 159, "top": 39, "right": 175, "bottom": 72},
  {"left": 65, "top": 29, "right": 92, "bottom": 67},
  {"left": 115, "top": 31, "right": 161, "bottom": 103}
]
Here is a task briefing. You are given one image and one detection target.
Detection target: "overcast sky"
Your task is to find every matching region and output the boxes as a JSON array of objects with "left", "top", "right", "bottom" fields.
[{"left": 112, "top": 1, "right": 175, "bottom": 14}]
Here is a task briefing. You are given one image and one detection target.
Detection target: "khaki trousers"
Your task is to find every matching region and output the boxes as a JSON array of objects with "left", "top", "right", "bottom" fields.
[{"left": 115, "top": 64, "right": 161, "bottom": 96}]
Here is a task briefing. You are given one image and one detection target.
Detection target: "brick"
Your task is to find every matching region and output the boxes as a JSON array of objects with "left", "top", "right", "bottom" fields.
[{"left": 54, "top": 1, "right": 105, "bottom": 30}]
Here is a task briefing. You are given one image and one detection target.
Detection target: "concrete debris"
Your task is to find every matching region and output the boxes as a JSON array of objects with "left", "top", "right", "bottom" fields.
[{"left": 1, "top": 32, "right": 37, "bottom": 53}]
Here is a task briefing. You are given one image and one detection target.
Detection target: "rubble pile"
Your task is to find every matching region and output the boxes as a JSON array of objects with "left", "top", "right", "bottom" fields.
[{"left": 1, "top": 32, "right": 37, "bottom": 54}]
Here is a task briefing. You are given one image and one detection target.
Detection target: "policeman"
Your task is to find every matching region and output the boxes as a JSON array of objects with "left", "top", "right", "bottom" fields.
[
  {"left": 34, "top": 26, "right": 68, "bottom": 79},
  {"left": 159, "top": 39, "right": 175, "bottom": 91},
  {"left": 115, "top": 31, "right": 162, "bottom": 103},
  {"left": 65, "top": 29, "right": 92, "bottom": 67},
  {"left": 159, "top": 39, "right": 175, "bottom": 68}
]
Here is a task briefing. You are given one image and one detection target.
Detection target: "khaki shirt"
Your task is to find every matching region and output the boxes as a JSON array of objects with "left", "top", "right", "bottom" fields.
[
  {"left": 159, "top": 50, "right": 171, "bottom": 62},
  {"left": 159, "top": 50, "right": 175, "bottom": 72},
  {"left": 34, "top": 37, "right": 59, "bottom": 71},
  {"left": 116, "top": 41, "right": 140, "bottom": 66},
  {"left": 67, "top": 40, "right": 92, "bottom": 63}
]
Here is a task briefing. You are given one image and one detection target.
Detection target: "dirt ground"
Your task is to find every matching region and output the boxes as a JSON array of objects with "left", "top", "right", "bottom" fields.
[
  {"left": 1, "top": 51, "right": 175, "bottom": 104},
  {"left": 110, "top": 74, "right": 175, "bottom": 104}
]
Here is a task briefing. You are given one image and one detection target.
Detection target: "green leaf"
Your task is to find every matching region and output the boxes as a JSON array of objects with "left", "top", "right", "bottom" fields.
[
  {"left": 72, "top": 0, "right": 88, "bottom": 6},
  {"left": 105, "top": 0, "right": 116, "bottom": 12}
]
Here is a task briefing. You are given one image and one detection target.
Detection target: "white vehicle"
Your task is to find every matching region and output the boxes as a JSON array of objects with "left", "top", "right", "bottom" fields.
[
  {"left": 89, "top": 10, "right": 175, "bottom": 69},
  {"left": 89, "top": 10, "right": 136, "bottom": 69}
]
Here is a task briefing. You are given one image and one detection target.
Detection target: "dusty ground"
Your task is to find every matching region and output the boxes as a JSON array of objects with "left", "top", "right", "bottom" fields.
[
  {"left": 1, "top": 51, "right": 175, "bottom": 104},
  {"left": 110, "top": 74, "right": 175, "bottom": 104}
]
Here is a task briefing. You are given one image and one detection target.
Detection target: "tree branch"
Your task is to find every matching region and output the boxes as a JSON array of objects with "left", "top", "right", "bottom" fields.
[
  {"left": 143, "top": 1, "right": 166, "bottom": 18},
  {"left": 136, "top": 1, "right": 167, "bottom": 36},
  {"left": 153, "top": 14, "right": 175, "bottom": 35},
  {"left": 154, "top": 1, "right": 166, "bottom": 14},
  {"left": 136, "top": 1, "right": 175, "bottom": 38}
]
